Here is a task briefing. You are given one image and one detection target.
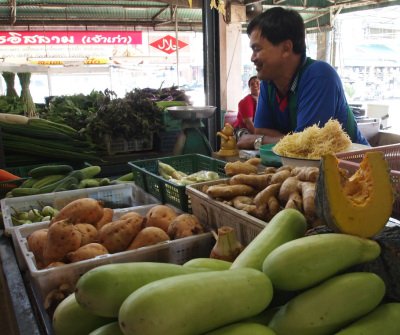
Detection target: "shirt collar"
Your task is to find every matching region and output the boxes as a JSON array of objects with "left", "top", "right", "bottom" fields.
[
  {"left": 289, "top": 53, "right": 307, "bottom": 94},
  {"left": 265, "top": 53, "right": 307, "bottom": 95}
]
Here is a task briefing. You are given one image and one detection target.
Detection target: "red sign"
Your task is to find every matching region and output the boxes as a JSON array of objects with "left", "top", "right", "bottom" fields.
[
  {"left": 0, "top": 31, "right": 142, "bottom": 45},
  {"left": 150, "top": 35, "right": 188, "bottom": 54}
]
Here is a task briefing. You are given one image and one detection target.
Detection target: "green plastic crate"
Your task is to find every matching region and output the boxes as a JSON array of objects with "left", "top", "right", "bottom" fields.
[{"left": 129, "top": 154, "right": 226, "bottom": 212}]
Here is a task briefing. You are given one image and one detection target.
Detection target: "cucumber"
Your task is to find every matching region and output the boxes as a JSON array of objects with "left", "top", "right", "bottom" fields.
[
  {"left": 99, "top": 178, "right": 111, "bottom": 186},
  {"left": 78, "top": 178, "right": 100, "bottom": 188},
  {"left": 75, "top": 262, "right": 210, "bottom": 318},
  {"left": 10, "top": 187, "right": 40, "bottom": 197},
  {"left": 80, "top": 165, "right": 102, "bottom": 179},
  {"left": 268, "top": 272, "right": 386, "bottom": 335},
  {"left": 205, "top": 322, "right": 277, "bottom": 335},
  {"left": 32, "top": 174, "right": 67, "bottom": 189},
  {"left": 335, "top": 303, "right": 400, "bottom": 335},
  {"left": 28, "top": 164, "right": 73, "bottom": 178},
  {"left": 118, "top": 268, "right": 273, "bottom": 335},
  {"left": 89, "top": 322, "right": 123, "bottom": 335},
  {"left": 116, "top": 172, "right": 134, "bottom": 181},
  {"left": 230, "top": 208, "right": 307, "bottom": 271},
  {"left": 53, "top": 293, "right": 115, "bottom": 335},
  {"left": 53, "top": 176, "right": 79, "bottom": 192},
  {"left": 262, "top": 233, "right": 381, "bottom": 291},
  {"left": 183, "top": 258, "right": 232, "bottom": 270},
  {"left": 67, "top": 169, "right": 84, "bottom": 181},
  {"left": 20, "top": 177, "right": 38, "bottom": 188}
]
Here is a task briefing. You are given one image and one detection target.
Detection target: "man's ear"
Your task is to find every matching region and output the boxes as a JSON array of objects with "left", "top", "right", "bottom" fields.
[{"left": 281, "top": 40, "right": 293, "bottom": 56}]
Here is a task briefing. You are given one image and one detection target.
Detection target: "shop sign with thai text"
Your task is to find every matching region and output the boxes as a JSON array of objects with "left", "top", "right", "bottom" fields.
[{"left": 0, "top": 31, "right": 142, "bottom": 45}]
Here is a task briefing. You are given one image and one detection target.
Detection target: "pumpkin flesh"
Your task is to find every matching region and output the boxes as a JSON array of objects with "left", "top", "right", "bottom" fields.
[{"left": 318, "top": 152, "right": 393, "bottom": 238}]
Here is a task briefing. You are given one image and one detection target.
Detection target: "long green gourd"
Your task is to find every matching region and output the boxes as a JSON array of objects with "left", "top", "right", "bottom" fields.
[
  {"left": 334, "top": 303, "right": 400, "bottom": 335},
  {"left": 262, "top": 233, "right": 381, "bottom": 291},
  {"left": 268, "top": 272, "right": 386, "bottom": 335},
  {"left": 75, "top": 262, "right": 210, "bottom": 318},
  {"left": 53, "top": 293, "right": 115, "bottom": 335},
  {"left": 118, "top": 268, "right": 273, "bottom": 335},
  {"left": 89, "top": 322, "right": 123, "bottom": 335},
  {"left": 204, "top": 322, "right": 277, "bottom": 335},
  {"left": 230, "top": 208, "right": 307, "bottom": 271}
]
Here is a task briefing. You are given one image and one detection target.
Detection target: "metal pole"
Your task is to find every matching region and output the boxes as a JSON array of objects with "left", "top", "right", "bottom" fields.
[{"left": 202, "top": 3, "right": 221, "bottom": 151}]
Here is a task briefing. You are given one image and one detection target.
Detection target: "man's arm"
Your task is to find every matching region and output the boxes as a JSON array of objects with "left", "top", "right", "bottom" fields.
[{"left": 237, "top": 129, "right": 284, "bottom": 149}]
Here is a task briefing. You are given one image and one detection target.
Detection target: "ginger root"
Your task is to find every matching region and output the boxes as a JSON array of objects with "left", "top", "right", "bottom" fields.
[
  {"left": 204, "top": 164, "right": 320, "bottom": 228},
  {"left": 229, "top": 173, "right": 273, "bottom": 189},
  {"left": 206, "top": 184, "right": 256, "bottom": 199},
  {"left": 232, "top": 196, "right": 256, "bottom": 212},
  {"left": 254, "top": 183, "right": 281, "bottom": 220},
  {"left": 291, "top": 166, "right": 319, "bottom": 182},
  {"left": 224, "top": 158, "right": 261, "bottom": 176}
]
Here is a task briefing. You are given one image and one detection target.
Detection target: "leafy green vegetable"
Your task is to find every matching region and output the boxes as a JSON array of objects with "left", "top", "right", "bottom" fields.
[
  {"left": 40, "top": 90, "right": 106, "bottom": 131},
  {"left": 17, "top": 72, "right": 37, "bottom": 117},
  {"left": 2, "top": 72, "right": 18, "bottom": 98},
  {"left": 85, "top": 88, "right": 167, "bottom": 142}
]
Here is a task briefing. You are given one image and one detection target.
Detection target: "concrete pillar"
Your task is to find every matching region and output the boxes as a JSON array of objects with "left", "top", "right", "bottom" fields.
[{"left": 219, "top": 21, "right": 242, "bottom": 113}]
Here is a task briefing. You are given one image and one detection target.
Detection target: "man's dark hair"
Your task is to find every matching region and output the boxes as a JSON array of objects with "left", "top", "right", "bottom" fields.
[
  {"left": 246, "top": 7, "right": 306, "bottom": 55},
  {"left": 248, "top": 75, "right": 258, "bottom": 87}
]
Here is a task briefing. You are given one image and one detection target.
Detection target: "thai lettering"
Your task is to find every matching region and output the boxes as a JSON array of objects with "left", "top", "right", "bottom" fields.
[{"left": 0, "top": 31, "right": 141, "bottom": 45}]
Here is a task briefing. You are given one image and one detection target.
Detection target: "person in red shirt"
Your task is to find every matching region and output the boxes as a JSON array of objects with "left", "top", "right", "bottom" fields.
[{"left": 233, "top": 75, "right": 260, "bottom": 134}]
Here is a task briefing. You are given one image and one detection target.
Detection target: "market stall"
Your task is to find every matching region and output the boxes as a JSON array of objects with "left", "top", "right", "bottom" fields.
[
  {"left": 0, "top": 132, "right": 399, "bottom": 334},
  {"left": 1, "top": 2, "right": 400, "bottom": 334}
]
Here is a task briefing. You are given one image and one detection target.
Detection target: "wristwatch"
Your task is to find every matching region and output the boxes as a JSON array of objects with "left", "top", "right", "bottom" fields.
[{"left": 253, "top": 135, "right": 264, "bottom": 150}]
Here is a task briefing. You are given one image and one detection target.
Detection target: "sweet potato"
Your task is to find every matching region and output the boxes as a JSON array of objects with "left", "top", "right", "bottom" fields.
[
  {"left": 50, "top": 198, "right": 104, "bottom": 225},
  {"left": 145, "top": 205, "right": 178, "bottom": 233},
  {"left": 74, "top": 223, "right": 98, "bottom": 246},
  {"left": 167, "top": 214, "right": 205, "bottom": 239},
  {"left": 66, "top": 243, "right": 109, "bottom": 263},
  {"left": 95, "top": 208, "right": 114, "bottom": 230},
  {"left": 27, "top": 228, "right": 48, "bottom": 269},
  {"left": 119, "top": 210, "right": 144, "bottom": 221},
  {"left": 127, "top": 226, "right": 170, "bottom": 250},
  {"left": 43, "top": 219, "right": 82, "bottom": 265},
  {"left": 98, "top": 217, "right": 143, "bottom": 253}
]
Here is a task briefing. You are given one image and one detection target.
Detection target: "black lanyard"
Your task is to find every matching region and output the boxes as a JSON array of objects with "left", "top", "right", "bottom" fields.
[{"left": 266, "top": 57, "right": 357, "bottom": 141}]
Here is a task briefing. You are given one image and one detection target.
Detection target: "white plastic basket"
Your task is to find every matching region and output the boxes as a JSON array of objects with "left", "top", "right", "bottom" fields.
[
  {"left": 1, "top": 183, "right": 159, "bottom": 237},
  {"left": 186, "top": 180, "right": 266, "bottom": 246},
  {"left": 13, "top": 204, "right": 213, "bottom": 304}
]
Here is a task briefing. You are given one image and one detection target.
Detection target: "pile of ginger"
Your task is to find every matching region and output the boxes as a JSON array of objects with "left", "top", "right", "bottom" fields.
[{"left": 203, "top": 159, "right": 322, "bottom": 228}]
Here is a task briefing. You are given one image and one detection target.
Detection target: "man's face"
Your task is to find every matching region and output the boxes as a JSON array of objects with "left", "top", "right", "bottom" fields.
[{"left": 249, "top": 28, "right": 286, "bottom": 81}]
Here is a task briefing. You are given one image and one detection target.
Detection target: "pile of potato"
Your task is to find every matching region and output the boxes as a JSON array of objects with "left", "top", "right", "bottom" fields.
[
  {"left": 204, "top": 159, "right": 322, "bottom": 228},
  {"left": 27, "top": 198, "right": 205, "bottom": 270}
]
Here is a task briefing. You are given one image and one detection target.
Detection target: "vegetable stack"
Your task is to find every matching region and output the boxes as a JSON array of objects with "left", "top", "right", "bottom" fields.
[
  {"left": 0, "top": 115, "right": 101, "bottom": 165},
  {"left": 51, "top": 208, "right": 400, "bottom": 335}
]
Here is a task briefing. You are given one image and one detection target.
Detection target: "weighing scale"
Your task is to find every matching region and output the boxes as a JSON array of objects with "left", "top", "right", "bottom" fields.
[{"left": 166, "top": 106, "right": 216, "bottom": 156}]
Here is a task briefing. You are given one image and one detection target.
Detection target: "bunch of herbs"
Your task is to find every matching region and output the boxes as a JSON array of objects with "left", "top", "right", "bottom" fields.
[{"left": 84, "top": 88, "right": 164, "bottom": 142}]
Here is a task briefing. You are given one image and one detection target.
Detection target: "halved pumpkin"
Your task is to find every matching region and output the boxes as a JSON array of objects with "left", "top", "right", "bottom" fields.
[{"left": 316, "top": 151, "right": 394, "bottom": 238}]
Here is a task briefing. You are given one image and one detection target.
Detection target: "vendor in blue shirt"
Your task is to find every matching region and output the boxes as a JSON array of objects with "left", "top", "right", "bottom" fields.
[{"left": 237, "top": 7, "right": 369, "bottom": 150}]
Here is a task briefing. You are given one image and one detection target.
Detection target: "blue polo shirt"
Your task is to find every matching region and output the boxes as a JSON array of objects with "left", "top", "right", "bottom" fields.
[{"left": 254, "top": 58, "right": 369, "bottom": 145}]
